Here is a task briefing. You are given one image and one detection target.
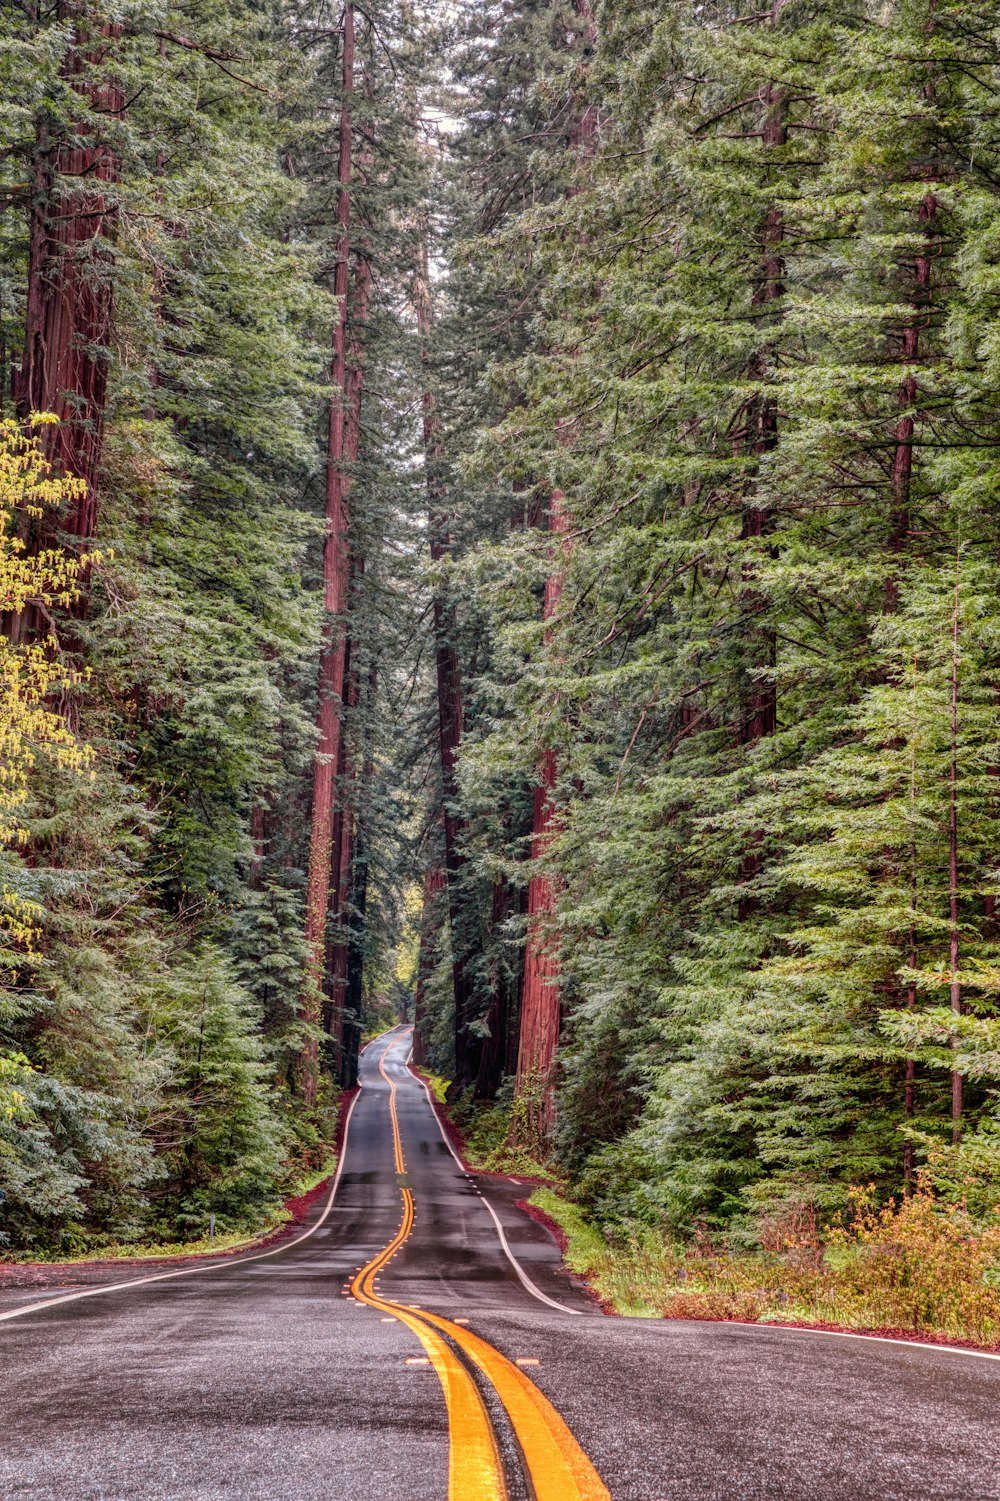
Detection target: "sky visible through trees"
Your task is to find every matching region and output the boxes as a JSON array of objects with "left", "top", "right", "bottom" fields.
[{"left": 3, "top": 0, "right": 1000, "bottom": 1261}]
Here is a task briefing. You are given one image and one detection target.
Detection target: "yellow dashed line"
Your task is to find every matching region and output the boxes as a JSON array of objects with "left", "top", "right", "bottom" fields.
[{"left": 353, "top": 1039, "right": 610, "bottom": 1501}]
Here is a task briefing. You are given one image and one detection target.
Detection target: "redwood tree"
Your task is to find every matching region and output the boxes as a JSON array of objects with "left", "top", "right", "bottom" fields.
[
  {"left": 14, "top": 7, "right": 123, "bottom": 587},
  {"left": 302, "top": 2, "right": 356, "bottom": 1103},
  {"left": 512, "top": 0, "right": 596, "bottom": 1137}
]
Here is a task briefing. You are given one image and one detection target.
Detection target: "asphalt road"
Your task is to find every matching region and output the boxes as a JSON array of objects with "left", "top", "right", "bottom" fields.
[{"left": 2, "top": 1026, "right": 999, "bottom": 1499}]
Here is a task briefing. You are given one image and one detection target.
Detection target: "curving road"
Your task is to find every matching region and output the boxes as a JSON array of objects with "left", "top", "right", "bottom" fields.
[{"left": 1, "top": 1026, "right": 999, "bottom": 1499}]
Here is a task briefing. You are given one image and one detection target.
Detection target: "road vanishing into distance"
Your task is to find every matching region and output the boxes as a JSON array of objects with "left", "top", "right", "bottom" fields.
[{"left": 2, "top": 1026, "right": 1000, "bottom": 1500}]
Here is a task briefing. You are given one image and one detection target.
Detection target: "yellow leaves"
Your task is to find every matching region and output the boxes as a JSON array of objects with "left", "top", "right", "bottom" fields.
[
  {"left": 0, "top": 1055, "right": 30, "bottom": 1122},
  {"left": 0, "top": 416, "right": 93, "bottom": 952}
]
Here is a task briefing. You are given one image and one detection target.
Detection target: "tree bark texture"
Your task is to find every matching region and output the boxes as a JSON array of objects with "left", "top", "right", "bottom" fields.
[
  {"left": 416, "top": 231, "right": 479, "bottom": 1086},
  {"left": 302, "top": 3, "right": 355, "bottom": 1105},
  {"left": 514, "top": 499, "right": 569, "bottom": 1139},
  {"left": 16, "top": 11, "right": 123, "bottom": 553},
  {"left": 510, "top": 0, "right": 598, "bottom": 1136},
  {"left": 413, "top": 865, "right": 447, "bottom": 1069}
]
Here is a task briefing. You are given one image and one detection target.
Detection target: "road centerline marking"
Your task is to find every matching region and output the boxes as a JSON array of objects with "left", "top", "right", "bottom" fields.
[
  {"left": 356, "top": 1033, "right": 610, "bottom": 1501},
  {"left": 348, "top": 1047, "right": 507, "bottom": 1501}
]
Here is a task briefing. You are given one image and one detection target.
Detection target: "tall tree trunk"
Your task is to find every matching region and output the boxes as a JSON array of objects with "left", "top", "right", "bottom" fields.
[
  {"left": 323, "top": 244, "right": 372, "bottom": 1081},
  {"left": 510, "top": 0, "right": 597, "bottom": 1141},
  {"left": 416, "top": 228, "right": 479, "bottom": 1086},
  {"left": 948, "top": 552, "right": 962, "bottom": 1142},
  {"left": 302, "top": 3, "right": 355, "bottom": 1105},
  {"left": 413, "top": 865, "right": 447, "bottom": 1069},
  {"left": 12, "top": 7, "right": 123, "bottom": 636},
  {"left": 514, "top": 506, "right": 569, "bottom": 1140}
]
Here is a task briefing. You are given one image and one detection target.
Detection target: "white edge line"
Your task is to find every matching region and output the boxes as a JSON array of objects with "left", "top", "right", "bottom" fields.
[
  {"left": 0, "top": 1090, "right": 363, "bottom": 1326},
  {"left": 403, "top": 1040, "right": 1000, "bottom": 1359},
  {"left": 719, "top": 1318, "right": 1000, "bottom": 1364},
  {"left": 406, "top": 1059, "right": 582, "bottom": 1317},
  {"left": 9, "top": 1040, "right": 996, "bottom": 1365}
]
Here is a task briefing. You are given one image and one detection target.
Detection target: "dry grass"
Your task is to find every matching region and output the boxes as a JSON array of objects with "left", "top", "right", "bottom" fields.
[{"left": 532, "top": 1182, "right": 1000, "bottom": 1347}]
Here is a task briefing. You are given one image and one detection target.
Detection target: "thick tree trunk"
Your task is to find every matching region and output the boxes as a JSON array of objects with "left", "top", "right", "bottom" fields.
[
  {"left": 13, "top": 9, "right": 123, "bottom": 608},
  {"left": 416, "top": 232, "right": 479, "bottom": 1086},
  {"left": 948, "top": 555, "right": 962, "bottom": 1142},
  {"left": 302, "top": 4, "right": 355, "bottom": 1105},
  {"left": 413, "top": 865, "right": 447, "bottom": 1069},
  {"left": 510, "top": 0, "right": 598, "bottom": 1139},
  {"left": 249, "top": 801, "right": 269, "bottom": 892},
  {"left": 514, "top": 500, "right": 569, "bottom": 1140}
]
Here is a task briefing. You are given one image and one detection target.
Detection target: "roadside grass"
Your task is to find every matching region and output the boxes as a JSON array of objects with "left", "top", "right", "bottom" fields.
[
  {"left": 532, "top": 1182, "right": 1000, "bottom": 1347},
  {"left": 408, "top": 1072, "right": 1000, "bottom": 1347},
  {"left": 458, "top": 1098, "right": 551, "bottom": 1179},
  {"left": 420, "top": 1070, "right": 450, "bottom": 1105}
]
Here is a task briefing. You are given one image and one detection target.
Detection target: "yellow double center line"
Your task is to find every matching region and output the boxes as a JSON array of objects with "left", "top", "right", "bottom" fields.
[{"left": 349, "top": 1047, "right": 610, "bottom": 1501}]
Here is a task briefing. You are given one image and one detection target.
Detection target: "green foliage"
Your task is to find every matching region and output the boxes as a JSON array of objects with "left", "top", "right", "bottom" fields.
[
  {"left": 442, "top": 0, "right": 1000, "bottom": 1250},
  {"left": 150, "top": 947, "right": 285, "bottom": 1237},
  {"left": 7, "top": 0, "right": 1000, "bottom": 1294}
]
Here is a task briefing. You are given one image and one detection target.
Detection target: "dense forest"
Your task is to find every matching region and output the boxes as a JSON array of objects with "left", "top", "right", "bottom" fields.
[{"left": 3, "top": 0, "right": 1000, "bottom": 1260}]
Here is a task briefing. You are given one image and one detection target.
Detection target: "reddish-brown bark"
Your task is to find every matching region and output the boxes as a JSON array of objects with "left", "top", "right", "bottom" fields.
[
  {"left": 511, "top": 0, "right": 598, "bottom": 1137},
  {"left": 302, "top": 5, "right": 356, "bottom": 1104},
  {"left": 416, "top": 231, "right": 479, "bottom": 1084},
  {"left": 515, "top": 498, "right": 570, "bottom": 1138},
  {"left": 413, "top": 865, "right": 447, "bottom": 1069},
  {"left": 15, "top": 11, "right": 123, "bottom": 562}
]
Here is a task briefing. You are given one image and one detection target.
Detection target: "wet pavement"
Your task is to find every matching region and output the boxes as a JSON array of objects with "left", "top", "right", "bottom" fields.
[{"left": 1, "top": 1027, "right": 998, "bottom": 1499}]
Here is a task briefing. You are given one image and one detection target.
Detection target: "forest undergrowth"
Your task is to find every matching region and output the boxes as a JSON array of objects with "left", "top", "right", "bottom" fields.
[
  {"left": 531, "top": 1182, "right": 1000, "bottom": 1349},
  {"left": 415, "top": 1071, "right": 551, "bottom": 1180},
  {"left": 430, "top": 1084, "right": 1000, "bottom": 1349}
]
